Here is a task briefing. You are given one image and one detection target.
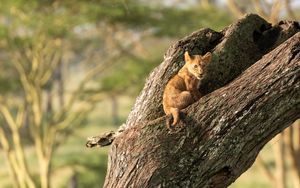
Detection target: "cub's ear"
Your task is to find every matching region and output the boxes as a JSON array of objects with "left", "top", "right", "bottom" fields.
[
  {"left": 202, "top": 52, "right": 212, "bottom": 63},
  {"left": 184, "top": 51, "right": 191, "bottom": 62}
]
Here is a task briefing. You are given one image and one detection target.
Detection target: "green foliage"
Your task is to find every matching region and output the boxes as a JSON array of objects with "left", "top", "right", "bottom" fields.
[
  {"left": 0, "top": 71, "right": 20, "bottom": 94},
  {"left": 58, "top": 152, "right": 108, "bottom": 188},
  {"left": 100, "top": 57, "right": 160, "bottom": 95},
  {"left": 0, "top": 0, "right": 233, "bottom": 96},
  {"left": 0, "top": 0, "right": 79, "bottom": 37},
  {"left": 1, "top": 0, "right": 232, "bottom": 37},
  {"left": 56, "top": 1, "right": 232, "bottom": 36}
]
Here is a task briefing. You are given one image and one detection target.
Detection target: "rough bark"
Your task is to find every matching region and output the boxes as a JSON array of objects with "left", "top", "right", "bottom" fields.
[
  {"left": 104, "top": 31, "right": 300, "bottom": 188},
  {"left": 125, "top": 14, "right": 299, "bottom": 128},
  {"left": 100, "top": 14, "right": 300, "bottom": 187}
]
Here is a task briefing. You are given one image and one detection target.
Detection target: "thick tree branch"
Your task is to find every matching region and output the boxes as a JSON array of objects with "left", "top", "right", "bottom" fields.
[
  {"left": 87, "top": 15, "right": 300, "bottom": 149},
  {"left": 104, "top": 30, "right": 300, "bottom": 187},
  {"left": 125, "top": 14, "right": 299, "bottom": 130}
]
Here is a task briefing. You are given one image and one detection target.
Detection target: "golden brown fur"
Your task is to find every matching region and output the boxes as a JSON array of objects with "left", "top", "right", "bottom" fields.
[{"left": 163, "top": 51, "right": 212, "bottom": 128}]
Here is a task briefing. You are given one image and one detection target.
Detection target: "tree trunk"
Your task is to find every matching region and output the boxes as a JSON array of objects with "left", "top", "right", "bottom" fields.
[
  {"left": 102, "top": 14, "right": 300, "bottom": 187},
  {"left": 68, "top": 173, "right": 78, "bottom": 188},
  {"left": 286, "top": 120, "right": 300, "bottom": 188},
  {"left": 274, "top": 133, "right": 287, "bottom": 188}
]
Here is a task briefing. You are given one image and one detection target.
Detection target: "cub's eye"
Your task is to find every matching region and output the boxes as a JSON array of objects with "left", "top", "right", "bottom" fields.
[{"left": 193, "top": 64, "right": 198, "bottom": 69}]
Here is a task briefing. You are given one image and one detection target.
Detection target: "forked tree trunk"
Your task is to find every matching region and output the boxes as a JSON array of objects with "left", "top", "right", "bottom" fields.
[{"left": 102, "top": 14, "right": 300, "bottom": 187}]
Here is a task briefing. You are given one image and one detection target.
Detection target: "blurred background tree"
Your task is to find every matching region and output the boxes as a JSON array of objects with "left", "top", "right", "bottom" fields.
[{"left": 0, "top": 0, "right": 298, "bottom": 188}]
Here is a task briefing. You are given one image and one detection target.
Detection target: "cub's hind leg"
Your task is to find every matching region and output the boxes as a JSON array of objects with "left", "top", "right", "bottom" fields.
[
  {"left": 165, "top": 91, "right": 194, "bottom": 128},
  {"left": 169, "top": 107, "right": 180, "bottom": 126}
]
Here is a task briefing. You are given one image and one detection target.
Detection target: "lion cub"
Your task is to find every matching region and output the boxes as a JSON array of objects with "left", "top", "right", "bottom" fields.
[{"left": 163, "top": 51, "right": 212, "bottom": 128}]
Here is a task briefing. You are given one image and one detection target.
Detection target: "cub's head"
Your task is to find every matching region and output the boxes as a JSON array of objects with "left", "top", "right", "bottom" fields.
[{"left": 184, "top": 51, "right": 212, "bottom": 79}]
